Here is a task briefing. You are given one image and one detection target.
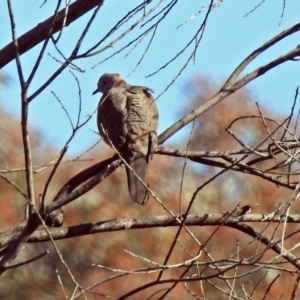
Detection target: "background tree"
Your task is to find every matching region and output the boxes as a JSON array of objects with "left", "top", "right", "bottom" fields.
[{"left": 1, "top": 0, "right": 300, "bottom": 299}]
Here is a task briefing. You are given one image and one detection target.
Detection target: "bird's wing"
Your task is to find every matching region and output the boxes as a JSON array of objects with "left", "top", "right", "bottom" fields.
[
  {"left": 97, "top": 88, "right": 128, "bottom": 150},
  {"left": 125, "top": 86, "right": 158, "bottom": 160}
]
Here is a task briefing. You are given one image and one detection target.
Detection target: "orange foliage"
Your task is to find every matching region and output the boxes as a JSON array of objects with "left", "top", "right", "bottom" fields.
[{"left": 0, "top": 75, "right": 299, "bottom": 299}]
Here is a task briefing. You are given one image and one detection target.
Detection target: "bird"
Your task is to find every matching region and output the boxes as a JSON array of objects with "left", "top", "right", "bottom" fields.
[{"left": 93, "top": 73, "right": 159, "bottom": 204}]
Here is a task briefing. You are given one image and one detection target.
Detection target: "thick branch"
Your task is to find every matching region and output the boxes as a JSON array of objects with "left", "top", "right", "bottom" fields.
[
  {"left": 0, "top": 214, "right": 40, "bottom": 275},
  {"left": 46, "top": 156, "right": 119, "bottom": 214},
  {"left": 0, "top": 0, "right": 104, "bottom": 69},
  {"left": 1, "top": 212, "right": 300, "bottom": 268},
  {"left": 2, "top": 212, "right": 299, "bottom": 245}
]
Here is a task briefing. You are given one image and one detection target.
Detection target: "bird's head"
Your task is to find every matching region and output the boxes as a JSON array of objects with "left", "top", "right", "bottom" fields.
[{"left": 93, "top": 73, "right": 122, "bottom": 95}]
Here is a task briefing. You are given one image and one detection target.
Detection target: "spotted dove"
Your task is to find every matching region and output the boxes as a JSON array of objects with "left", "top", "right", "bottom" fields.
[{"left": 93, "top": 73, "right": 158, "bottom": 204}]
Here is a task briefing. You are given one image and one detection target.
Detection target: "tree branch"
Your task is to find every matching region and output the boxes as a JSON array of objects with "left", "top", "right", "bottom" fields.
[
  {"left": 0, "top": 0, "right": 104, "bottom": 69},
  {"left": 2, "top": 212, "right": 296, "bottom": 269},
  {"left": 158, "top": 22, "right": 300, "bottom": 144}
]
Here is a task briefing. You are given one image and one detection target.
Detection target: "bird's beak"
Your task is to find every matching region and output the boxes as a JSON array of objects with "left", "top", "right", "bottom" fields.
[{"left": 92, "top": 89, "right": 99, "bottom": 95}]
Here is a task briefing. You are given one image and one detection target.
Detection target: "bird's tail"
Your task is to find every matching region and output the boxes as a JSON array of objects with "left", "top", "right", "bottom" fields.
[{"left": 126, "top": 154, "right": 149, "bottom": 204}]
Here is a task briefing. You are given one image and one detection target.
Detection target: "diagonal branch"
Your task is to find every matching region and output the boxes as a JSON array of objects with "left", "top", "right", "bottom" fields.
[
  {"left": 158, "top": 22, "right": 300, "bottom": 144},
  {"left": 44, "top": 156, "right": 120, "bottom": 227},
  {"left": 0, "top": 0, "right": 104, "bottom": 69}
]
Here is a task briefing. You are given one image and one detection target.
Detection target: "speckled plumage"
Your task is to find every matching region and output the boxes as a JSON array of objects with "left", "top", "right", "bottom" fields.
[{"left": 94, "top": 73, "right": 158, "bottom": 204}]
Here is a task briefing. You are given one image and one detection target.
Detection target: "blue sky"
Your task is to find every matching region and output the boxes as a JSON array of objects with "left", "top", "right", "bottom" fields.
[{"left": 1, "top": 0, "right": 300, "bottom": 156}]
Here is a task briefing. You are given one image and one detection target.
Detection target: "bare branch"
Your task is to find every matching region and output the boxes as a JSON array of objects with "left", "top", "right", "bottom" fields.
[
  {"left": 158, "top": 22, "right": 300, "bottom": 144},
  {"left": 4, "top": 250, "right": 49, "bottom": 269},
  {"left": 0, "top": 0, "right": 105, "bottom": 68}
]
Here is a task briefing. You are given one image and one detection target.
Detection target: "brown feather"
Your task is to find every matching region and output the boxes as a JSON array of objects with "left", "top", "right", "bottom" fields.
[{"left": 95, "top": 73, "right": 158, "bottom": 204}]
